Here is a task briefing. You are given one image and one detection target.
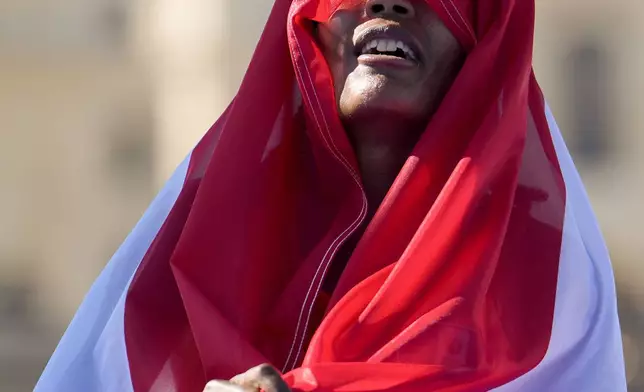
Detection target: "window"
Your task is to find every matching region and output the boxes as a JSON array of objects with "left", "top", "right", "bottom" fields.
[
  {"left": 105, "top": 108, "right": 154, "bottom": 190},
  {"left": 568, "top": 40, "right": 611, "bottom": 164}
]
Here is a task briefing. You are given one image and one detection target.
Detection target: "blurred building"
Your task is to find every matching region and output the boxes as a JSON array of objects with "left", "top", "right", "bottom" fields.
[
  {"left": 0, "top": 0, "right": 154, "bottom": 389},
  {"left": 534, "top": 2, "right": 644, "bottom": 387},
  {"left": 0, "top": 0, "right": 641, "bottom": 391}
]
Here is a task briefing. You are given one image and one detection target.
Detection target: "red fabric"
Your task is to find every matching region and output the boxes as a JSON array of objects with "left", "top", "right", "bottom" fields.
[{"left": 124, "top": 0, "right": 566, "bottom": 391}]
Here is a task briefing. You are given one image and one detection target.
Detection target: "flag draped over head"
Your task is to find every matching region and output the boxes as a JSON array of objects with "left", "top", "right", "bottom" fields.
[{"left": 36, "top": 0, "right": 627, "bottom": 391}]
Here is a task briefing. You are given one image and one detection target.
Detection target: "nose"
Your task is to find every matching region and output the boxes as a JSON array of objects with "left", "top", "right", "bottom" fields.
[{"left": 365, "top": 0, "right": 416, "bottom": 18}]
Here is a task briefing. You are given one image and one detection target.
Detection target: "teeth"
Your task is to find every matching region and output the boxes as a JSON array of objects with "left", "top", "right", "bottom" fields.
[{"left": 360, "top": 38, "right": 417, "bottom": 60}]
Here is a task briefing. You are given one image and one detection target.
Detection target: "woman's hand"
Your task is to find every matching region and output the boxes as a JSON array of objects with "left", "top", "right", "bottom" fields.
[{"left": 203, "top": 364, "right": 291, "bottom": 392}]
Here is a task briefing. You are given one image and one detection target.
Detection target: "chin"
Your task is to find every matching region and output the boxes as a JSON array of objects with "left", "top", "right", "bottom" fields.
[
  {"left": 339, "top": 92, "right": 426, "bottom": 122},
  {"left": 339, "top": 76, "right": 428, "bottom": 121}
]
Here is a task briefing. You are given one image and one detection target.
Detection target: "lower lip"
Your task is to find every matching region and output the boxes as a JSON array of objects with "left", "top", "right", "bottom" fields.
[{"left": 357, "top": 54, "right": 418, "bottom": 69}]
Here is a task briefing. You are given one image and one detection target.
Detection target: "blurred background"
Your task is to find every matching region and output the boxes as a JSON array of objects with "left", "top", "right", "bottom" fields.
[{"left": 0, "top": 0, "right": 642, "bottom": 390}]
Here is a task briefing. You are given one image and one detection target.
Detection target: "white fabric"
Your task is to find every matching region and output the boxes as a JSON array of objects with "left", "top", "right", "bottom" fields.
[
  {"left": 493, "top": 105, "right": 626, "bottom": 391},
  {"left": 34, "top": 156, "right": 190, "bottom": 392}
]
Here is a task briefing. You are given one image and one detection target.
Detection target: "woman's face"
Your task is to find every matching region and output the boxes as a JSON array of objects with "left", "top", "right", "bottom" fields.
[{"left": 316, "top": 0, "right": 465, "bottom": 124}]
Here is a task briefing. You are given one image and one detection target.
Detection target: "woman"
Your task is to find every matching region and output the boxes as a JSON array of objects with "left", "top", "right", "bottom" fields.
[{"left": 36, "top": 0, "right": 626, "bottom": 391}]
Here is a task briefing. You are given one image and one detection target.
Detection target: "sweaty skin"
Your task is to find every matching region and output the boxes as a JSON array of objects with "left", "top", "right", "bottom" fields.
[{"left": 204, "top": 1, "right": 464, "bottom": 390}]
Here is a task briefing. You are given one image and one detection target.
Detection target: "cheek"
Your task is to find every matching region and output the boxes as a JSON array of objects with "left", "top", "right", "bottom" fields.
[
  {"left": 419, "top": 10, "right": 464, "bottom": 67},
  {"left": 326, "top": 9, "right": 360, "bottom": 35},
  {"left": 318, "top": 36, "right": 348, "bottom": 98},
  {"left": 318, "top": 10, "right": 359, "bottom": 60},
  {"left": 430, "top": 21, "right": 464, "bottom": 65},
  {"left": 317, "top": 22, "right": 359, "bottom": 103},
  {"left": 421, "top": 25, "right": 464, "bottom": 91}
]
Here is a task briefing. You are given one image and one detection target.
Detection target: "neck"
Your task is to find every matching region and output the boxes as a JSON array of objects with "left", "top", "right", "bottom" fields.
[{"left": 344, "top": 115, "right": 426, "bottom": 218}]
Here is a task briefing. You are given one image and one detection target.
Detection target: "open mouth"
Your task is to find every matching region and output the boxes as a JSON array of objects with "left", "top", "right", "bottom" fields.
[
  {"left": 353, "top": 25, "right": 422, "bottom": 68},
  {"left": 359, "top": 38, "right": 418, "bottom": 62}
]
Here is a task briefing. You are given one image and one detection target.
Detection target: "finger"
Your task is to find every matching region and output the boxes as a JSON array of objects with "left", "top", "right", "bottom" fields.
[
  {"left": 204, "top": 380, "right": 254, "bottom": 392},
  {"left": 230, "top": 364, "right": 291, "bottom": 392}
]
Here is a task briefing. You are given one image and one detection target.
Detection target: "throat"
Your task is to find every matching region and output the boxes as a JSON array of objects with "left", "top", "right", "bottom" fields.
[
  {"left": 319, "top": 116, "right": 426, "bottom": 294},
  {"left": 356, "top": 144, "right": 410, "bottom": 216},
  {"left": 344, "top": 117, "right": 425, "bottom": 218}
]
